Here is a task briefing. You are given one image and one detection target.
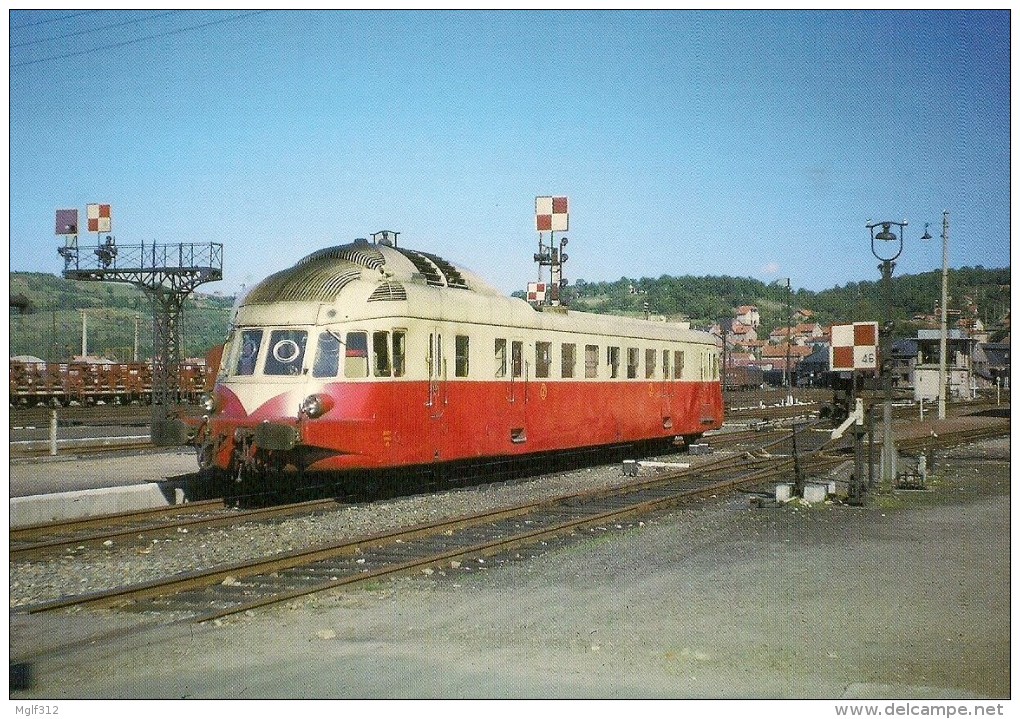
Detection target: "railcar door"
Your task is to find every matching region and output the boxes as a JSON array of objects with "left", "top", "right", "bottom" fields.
[
  {"left": 426, "top": 331, "right": 446, "bottom": 460},
  {"left": 660, "top": 347, "right": 673, "bottom": 429},
  {"left": 426, "top": 331, "right": 447, "bottom": 417},
  {"left": 494, "top": 337, "right": 528, "bottom": 447}
]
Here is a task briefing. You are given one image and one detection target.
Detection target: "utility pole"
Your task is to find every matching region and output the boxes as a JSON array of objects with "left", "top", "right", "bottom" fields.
[
  {"left": 785, "top": 278, "right": 793, "bottom": 405},
  {"left": 133, "top": 314, "right": 140, "bottom": 362},
  {"left": 80, "top": 310, "right": 87, "bottom": 359}
]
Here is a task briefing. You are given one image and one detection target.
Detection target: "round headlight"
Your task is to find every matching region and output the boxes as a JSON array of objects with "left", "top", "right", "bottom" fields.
[
  {"left": 201, "top": 394, "right": 216, "bottom": 413},
  {"left": 300, "top": 393, "right": 333, "bottom": 419}
]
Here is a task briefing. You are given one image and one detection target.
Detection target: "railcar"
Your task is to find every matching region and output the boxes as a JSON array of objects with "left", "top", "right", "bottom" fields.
[{"left": 195, "top": 239, "right": 723, "bottom": 483}]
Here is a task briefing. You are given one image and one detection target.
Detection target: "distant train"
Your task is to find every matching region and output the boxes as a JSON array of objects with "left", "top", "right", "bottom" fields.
[
  {"left": 195, "top": 238, "right": 724, "bottom": 484},
  {"left": 9, "top": 358, "right": 211, "bottom": 407}
]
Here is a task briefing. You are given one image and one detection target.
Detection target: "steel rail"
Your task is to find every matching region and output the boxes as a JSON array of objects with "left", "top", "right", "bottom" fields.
[{"left": 10, "top": 497, "right": 354, "bottom": 559}]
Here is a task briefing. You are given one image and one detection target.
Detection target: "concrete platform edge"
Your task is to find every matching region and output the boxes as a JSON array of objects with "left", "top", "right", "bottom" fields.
[{"left": 10, "top": 483, "right": 182, "bottom": 529}]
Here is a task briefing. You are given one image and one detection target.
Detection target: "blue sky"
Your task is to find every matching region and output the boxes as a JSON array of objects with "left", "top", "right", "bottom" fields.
[{"left": 9, "top": 10, "right": 1011, "bottom": 297}]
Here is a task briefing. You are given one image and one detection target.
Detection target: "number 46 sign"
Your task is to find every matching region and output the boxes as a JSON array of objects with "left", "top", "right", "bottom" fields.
[{"left": 829, "top": 322, "right": 879, "bottom": 371}]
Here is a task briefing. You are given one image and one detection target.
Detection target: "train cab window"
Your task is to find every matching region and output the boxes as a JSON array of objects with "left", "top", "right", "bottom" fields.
[
  {"left": 312, "top": 332, "right": 341, "bottom": 378},
  {"left": 662, "top": 349, "right": 670, "bottom": 380},
  {"left": 345, "top": 332, "right": 369, "bottom": 378},
  {"left": 535, "top": 341, "right": 552, "bottom": 378},
  {"left": 585, "top": 344, "right": 599, "bottom": 378},
  {"left": 511, "top": 341, "right": 523, "bottom": 378},
  {"left": 645, "top": 349, "right": 656, "bottom": 379},
  {"left": 495, "top": 339, "right": 507, "bottom": 378},
  {"left": 627, "top": 348, "right": 639, "bottom": 379},
  {"left": 455, "top": 335, "right": 470, "bottom": 377},
  {"left": 373, "top": 331, "right": 391, "bottom": 377},
  {"left": 264, "top": 329, "right": 308, "bottom": 376},
  {"left": 393, "top": 330, "right": 406, "bottom": 377},
  {"left": 234, "top": 329, "right": 264, "bottom": 376},
  {"left": 607, "top": 346, "right": 620, "bottom": 379},
  {"left": 561, "top": 343, "right": 576, "bottom": 378},
  {"left": 674, "top": 351, "right": 685, "bottom": 380}
]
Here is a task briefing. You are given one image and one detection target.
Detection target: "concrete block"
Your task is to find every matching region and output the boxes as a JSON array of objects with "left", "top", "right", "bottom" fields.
[
  {"left": 689, "top": 443, "right": 712, "bottom": 455},
  {"left": 803, "top": 483, "right": 828, "bottom": 503},
  {"left": 10, "top": 483, "right": 180, "bottom": 529},
  {"left": 775, "top": 483, "right": 793, "bottom": 502}
]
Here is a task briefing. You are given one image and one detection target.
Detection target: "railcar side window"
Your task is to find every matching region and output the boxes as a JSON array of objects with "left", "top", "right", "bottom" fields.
[
  {"left": 455, "top": 335, "right": 470, "bottom": 377},
  {"left": 495, "top": 339, "right": 507, "bottom": 378},
  {"left": 535, "top": 341, "right": 552, "bottom": 378},
  {"left": 373, "top": 331, "right": 391, "bottom": 377},
  {"left": 345, "top": 332, "right": 369, "bottom": 378},
  {"left": 234, "top": 329, "right": 264, "bottom": 376},
  {"left": 393, "top": 330, "right": 406, "bottom": 377},
  {"left": 585, "top": 345, "right": 598, "bottom": 378},
  {"left": 313, "top": 332, "right": 341, "bottom": 378},
  {"left": 674, "top": 351, "right": 685, "bottom": 380},
  {"left": 627, "top": 348, "right": 639, "bottom": 379},
  {"left": 645, "top": 349, "right": 656, "bottom": 379},
  {"left": 607, "top": 346, "right": 620, "bottom": 379},
  {"left": 511, "top": 341, "right": 523, "bottom": 378},
  {"left": 561, "top": 343, "right": 576, "bottom": 378},
  {"left": 264, "top": 330, "right": 308, "bottom": 376}
]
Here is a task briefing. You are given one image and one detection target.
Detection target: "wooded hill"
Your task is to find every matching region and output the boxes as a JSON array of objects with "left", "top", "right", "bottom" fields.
[
  {"left": 541, "top": 266, "right": 1010, "bottom": 340},
  {"left": 10, "top": 266, "right": 1010, "bottom": 362}
]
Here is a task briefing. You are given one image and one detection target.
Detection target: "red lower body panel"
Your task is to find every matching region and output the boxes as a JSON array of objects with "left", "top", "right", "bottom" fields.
[{"left": 203, "top": 379, "right": 723, "bottom": 474}]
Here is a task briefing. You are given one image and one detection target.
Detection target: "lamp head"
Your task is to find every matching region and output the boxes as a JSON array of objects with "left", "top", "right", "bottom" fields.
[
  {"left": 874, "top": 223, "right": 897, "bottom": 242},
  {"left": 920, "top": 223, "right": 932, "bottom": 241}
]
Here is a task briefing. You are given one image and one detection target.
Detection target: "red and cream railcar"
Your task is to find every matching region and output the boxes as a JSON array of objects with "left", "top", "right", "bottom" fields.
[{"left": 196, "top": 240, "right": 723, "bottom": 481}]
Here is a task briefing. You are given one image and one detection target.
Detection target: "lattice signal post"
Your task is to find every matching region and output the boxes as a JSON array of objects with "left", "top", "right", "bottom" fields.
[{"left": 56, "top": 206, "right": 223, "bottom": 444}]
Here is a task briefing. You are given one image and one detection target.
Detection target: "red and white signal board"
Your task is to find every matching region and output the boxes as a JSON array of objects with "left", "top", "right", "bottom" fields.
[
  {"left": 536, "top": 196, "right": 568, "bottom": 232},
  {"left": 87, "top": 203, "right": 111, "bottom": 233},
  {"left": 829, "top": 322, "right": 879, "bottom": 371},
  {"left": 527, "top": 282, "right": 547, "bottom": 303}
]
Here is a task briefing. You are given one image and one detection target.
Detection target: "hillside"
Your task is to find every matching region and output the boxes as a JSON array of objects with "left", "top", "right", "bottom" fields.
[
  {"left": 9, "top": 266, "right": 1010, "bottom": 362},
  {"left": 9, "top": 272, "right": 234, "bottom": 362},
  {"left": 558, "top": 266, "right": 1010, "bottom": 339}
]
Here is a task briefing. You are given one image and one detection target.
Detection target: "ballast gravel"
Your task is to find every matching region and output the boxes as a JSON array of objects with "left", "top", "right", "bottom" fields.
[{"left": 9, "top": 446, "right": 727, "bottom": 608}]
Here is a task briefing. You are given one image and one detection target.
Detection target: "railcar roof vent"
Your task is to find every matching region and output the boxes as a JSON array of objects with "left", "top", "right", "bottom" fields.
[
  {"left": 367, "top": 281, "right": 408, "bottom": 302},
  {"left": 394, "top": 248, "right": 469, "bottom": 289},
  {"left": 297, "top": 244, "right": 385, "bottom": 271},
  {"left": 245, "top": 264, "right": 363, "bottom": 304}
]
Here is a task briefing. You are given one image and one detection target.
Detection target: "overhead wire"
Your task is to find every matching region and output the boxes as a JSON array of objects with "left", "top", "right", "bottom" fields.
[
  {"left": 11, "top": 10, "right": 181, "bottom": 49},
  {"left": 11, "top": 10, "right": 268, "bottom": 70},
  {"left": 10, "top": 10, "right": 96, "bottom": 30}
]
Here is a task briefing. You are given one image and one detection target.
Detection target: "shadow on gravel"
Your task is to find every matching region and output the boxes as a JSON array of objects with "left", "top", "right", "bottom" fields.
[{"left": 965, "top": 407, "right": 1010, "bottom": 419}]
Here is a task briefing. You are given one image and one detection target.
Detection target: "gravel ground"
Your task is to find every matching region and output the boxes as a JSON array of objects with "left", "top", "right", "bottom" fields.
[
  {"left": 10, "top": 444, "right": 728, "bottom": 607},
  {"left": 10, "top": 436, "right": 1009, "bottom": 699}
]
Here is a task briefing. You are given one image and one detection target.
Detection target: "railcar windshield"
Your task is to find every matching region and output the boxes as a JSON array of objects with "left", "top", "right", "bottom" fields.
[
  {"left": 264, "top": 329, "right": 308, "bottom": 375},
  {"left": 234, "top": 329, "right": 264, "bottom": 376}
]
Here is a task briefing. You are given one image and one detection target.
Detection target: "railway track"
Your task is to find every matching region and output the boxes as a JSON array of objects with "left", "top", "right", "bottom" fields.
[
  {"left": 19, "top": 423, "right": 837, "bottom": 620},
  {"left": 10, "top": 424, "right": 801, "bottom": 561}
]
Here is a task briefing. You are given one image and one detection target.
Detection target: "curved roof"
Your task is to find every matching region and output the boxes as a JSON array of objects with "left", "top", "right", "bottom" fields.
[{"left": 244, "top": 241, "right": 501, "bottom": 305}]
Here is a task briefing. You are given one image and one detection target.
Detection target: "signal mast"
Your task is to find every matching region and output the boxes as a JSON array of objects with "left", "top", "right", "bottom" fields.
[{"left": 529, "top": 195, "right": 569, "bottom": 308}]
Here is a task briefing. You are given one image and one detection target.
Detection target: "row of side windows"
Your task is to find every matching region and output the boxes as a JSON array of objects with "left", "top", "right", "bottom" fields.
[{"left": 230, "top": 327, "right": 716, "bottom": 381}]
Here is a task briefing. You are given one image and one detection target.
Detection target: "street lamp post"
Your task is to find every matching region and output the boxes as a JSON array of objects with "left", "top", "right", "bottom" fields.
[
  {"left": 936, "top": 212, "right": 950, "bottom": 420},
  {"left": 867, "top": 219, "right": 907, "bottom": 489}
]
